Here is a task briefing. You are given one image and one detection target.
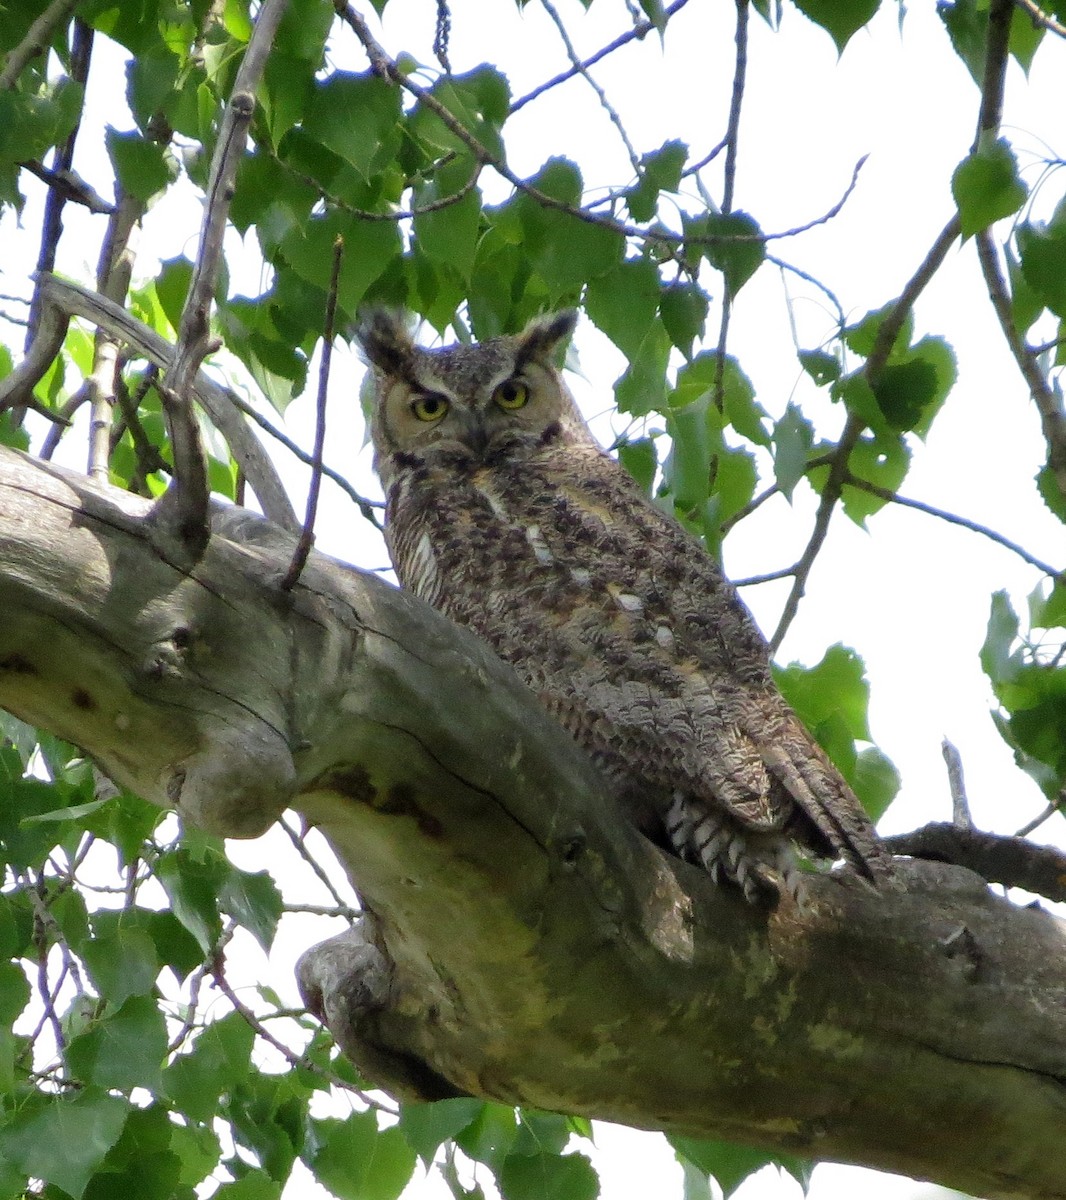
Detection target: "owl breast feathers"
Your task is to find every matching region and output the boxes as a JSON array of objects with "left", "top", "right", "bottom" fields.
[{"left": 357, "top": 309, "right": 890, "bottom": 902}]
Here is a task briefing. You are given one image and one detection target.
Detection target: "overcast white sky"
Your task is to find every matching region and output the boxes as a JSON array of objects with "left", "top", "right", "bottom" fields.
[{"left": 3, "top": 1, "right": 1064, "bottom": 1198}]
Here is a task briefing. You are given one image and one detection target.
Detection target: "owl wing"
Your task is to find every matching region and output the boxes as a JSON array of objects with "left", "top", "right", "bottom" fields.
[{"left": 542, "top": 448, "right": 888, "bottom": 879}]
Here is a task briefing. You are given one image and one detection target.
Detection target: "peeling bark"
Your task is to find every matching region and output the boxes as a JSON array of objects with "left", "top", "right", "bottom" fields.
[{"left": 1, "top": 444, "right": 1065, "bottom": 1200}]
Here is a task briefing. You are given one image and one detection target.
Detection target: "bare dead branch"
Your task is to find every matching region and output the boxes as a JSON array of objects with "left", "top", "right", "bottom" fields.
[
  {"left": 19, "top": 161, "right": 113, "bottom": 215},
  {"left": 161, "top": 0, "right": 291, "bottom": 552},
  {"left": 942, "top": 739, "right": 972, "bottom": 828},
  {"left": 883, "top": 821, "right": 1066, "bottom": 904},
  {"left": 34, "top": 273, "right": 299, "bottom": 532},
  {"left": 0, "top": 0, "right": 81, "bottom": 90}
]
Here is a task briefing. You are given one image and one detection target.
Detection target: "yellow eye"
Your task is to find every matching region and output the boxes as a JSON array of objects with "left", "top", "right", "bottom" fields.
[
  {"left": 494, "top": 378, "right": 530, "bottom": 411},
  {"left": 411, "top": 392, "right": 450, "bottom": 422}
]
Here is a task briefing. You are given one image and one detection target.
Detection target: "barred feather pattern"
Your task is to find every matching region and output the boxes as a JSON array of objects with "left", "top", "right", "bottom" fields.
[{"left": 359, "top": 310, "right": 891, "bottom": 903}]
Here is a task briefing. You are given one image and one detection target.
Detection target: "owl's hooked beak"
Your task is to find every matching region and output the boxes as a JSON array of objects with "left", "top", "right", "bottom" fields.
[{"left": 454, "top": 409, "right": 490, "bottom": 457}]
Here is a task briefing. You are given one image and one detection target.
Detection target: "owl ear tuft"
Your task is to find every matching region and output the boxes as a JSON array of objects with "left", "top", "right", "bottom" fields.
[
  {"left": 353, "top": 309, "right": 416, "bottom": 377},
  {"left": 515, "top": 310, "right": 578, "bottom": 367}
]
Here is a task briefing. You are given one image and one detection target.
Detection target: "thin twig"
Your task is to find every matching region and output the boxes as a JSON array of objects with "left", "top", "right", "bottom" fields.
[
  {"left": 211, "top": 952, "right": 397, "bottom": 1113},
  {"left": 25, "top": 17, "right": 94, "bottom": 370},
  {"left": 0, "top": 0, "right": 81, "bottom": 90},
  {"left": 509, "top": 0, "right": 694, "bottom": 113},
  {"left": 712, "top": 0, "right": 749, "bottom": 416},
  {"left": 281, "top": 236, "right": 343, "bottom": 591},
  {"left": 1015, "top": 789, "right": 1066, "bottom": 838},
  {"left": 337, "top": 3, "right": 862, "bottom": 255},
  {"left": 1012, "top": 0, "right": 1066, "bottom": 38},
  {"left": 976, "top": 233, "right": 1066, "bottom": 497},
  {"left": 842, "top": 473, "right": 1061, "bottom": 577},
  {"left": 769, "top": 214, "right": 962, "bottom": 652},
  {"left": 969, "top": 0, "right": 1066, "bottom": 496},
  {"left": 539, "top": 0, "right": 641, "bottom": 174},
  {"left": 733, "top": 566, "right": 795, "bottom": 587}
]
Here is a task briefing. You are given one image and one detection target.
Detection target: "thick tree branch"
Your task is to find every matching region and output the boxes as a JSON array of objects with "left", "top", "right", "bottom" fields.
[{"left": 1, "top": 445, "right": 1065, "bottom": 1200}]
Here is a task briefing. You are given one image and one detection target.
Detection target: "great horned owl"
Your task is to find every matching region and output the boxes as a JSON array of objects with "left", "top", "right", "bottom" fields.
[{"left": 358, "top": 309, "right": 890, "bottom": 901}]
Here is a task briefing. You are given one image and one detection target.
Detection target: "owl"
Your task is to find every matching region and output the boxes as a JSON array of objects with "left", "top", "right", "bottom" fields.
[{"left": 357, "top": 309, "right": 890, "bottom": 902}]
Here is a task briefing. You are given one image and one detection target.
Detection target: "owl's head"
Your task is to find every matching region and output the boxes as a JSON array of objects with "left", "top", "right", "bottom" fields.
[{"left": 356, "top": 310, "right": 591, "bottom": 486}]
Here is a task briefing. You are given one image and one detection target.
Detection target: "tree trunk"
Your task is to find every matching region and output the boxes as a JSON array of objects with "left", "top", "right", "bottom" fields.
[{"left": 1, "top": 444, "right": 1064, "bottom": 1200}]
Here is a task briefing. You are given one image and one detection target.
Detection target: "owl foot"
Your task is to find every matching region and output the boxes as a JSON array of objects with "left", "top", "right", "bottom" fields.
[{"left": 665, "top": 794, "right": 793, "bottom": 905}]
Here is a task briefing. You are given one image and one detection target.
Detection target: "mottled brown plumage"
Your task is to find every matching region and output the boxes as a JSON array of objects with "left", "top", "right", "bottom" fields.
[{"left": 357, "top": 309, "right": 890, "bottom": 901}]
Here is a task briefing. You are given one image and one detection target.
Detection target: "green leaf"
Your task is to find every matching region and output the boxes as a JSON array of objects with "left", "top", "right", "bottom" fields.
[
  {"left": 0, "top": 960, "right": 29, "bottom": 1025},
  {"left": 586, "top": 257, "right": 662, "bottom": 360},
  {"left": 614, "top": 322, "right": 672, "bottom": 415},
  {"left": 665, "top": 395, "right": 713, "bottom": 512},
  {"left": 843, "top": 304, "right": 913, "bottom": 359},
  {"left": 693, "top": 211, "right": 765, "bottom": 295},
  {"left": 311, "top": 1112, "right": 417, "bottom": 1200},
  {"left": 798, "top": 348, "right": 840, "bottom": 387},
  {"left": 409, "top": 67, "right": 510, "bottom": 162},
  {"left": 839, "top": 433, "right": 911, "bottom": 524},
  {"left": 774, "top": 644, "right": 872, "bottom": 743},
  {"left": 302, "top": 72, "right": 401, "bottom": 179},
  {"left": 413, "top": 168, "right": 482, "bottom": 280},
  {"left": 626, "top": 139, "right": 688, "bottom": 222},
  {"left": 951, "top": 138, "right": 1027, "bottom": 238},
  {"left": 400, "top": 1098, "right": 485, "bottom": 1166},
  {"left": 980, "top": 591, "right": 1022, "bottom": 686},
  {"left": 618, "top": 437, "right": 659, "bottom": 494},
  {"left": 659, "top": 282, "right": 708, "bottom": 359},
  {"left": 871, "top": 349, "right": 945, "bottom": 434},
  {"left": 853, "top": 747, "right": 901, "bottom": 820},
  {"left": 498, "top": 1151, "right": 599, "bottom": 1200},
  {"left": 224, "top": 1073, "right": 306, "bottom": 1182},
  {"left": 670, "top": 1136, "right": 809, "bottom": 1200},
  {"left": 81, "top": 920, "right": 160, "bottom": 1005},
  {"left": 0, "top": 78, "right": 84, "bottom": 169},
  {"left": 105, "top": 128, "right": 177, "bottom": 202},
  {"left": 773, "top": 404, "right": 814, "bottom": 499},
  {"left": 155, "top": 256, "right": 195, "bottom": 334},
  {"left": 155, "top": 848, "right": 227, "bottom": 954},
  {"left": 66, "top": 995, "right": 168, "bottom": 1092},
  {"left": 219, "top": 867, "right": 283, "bottom": 953},
  {"left": 281, "top": 210, "right": 402, "bottom": 320},
  {"left": 164, "top": 1012, "right": 257, "bottom": 1122},
  {"left": 1018, "top": 219, "right": 1066, "bottom": 319},
  {"left": 214, "top": 1176, "right": 283, "bottom": 1200},
  {"left": 454, "top": 1103, "right": 519, "bottom": 1171},
  {"left": 938, "top": 0, "right": 986, "bottom": 84},
  {"left": 791, "top": 0, "right": 880, "bottom": 52},
  {"left": 0, "top": 1089, "right": 129, "bottom": 1200}
]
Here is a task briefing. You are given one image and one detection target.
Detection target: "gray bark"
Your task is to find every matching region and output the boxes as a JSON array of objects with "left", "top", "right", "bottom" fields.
[{"left": 1, "top": 443, "right": 1064, "bottom": 1200}]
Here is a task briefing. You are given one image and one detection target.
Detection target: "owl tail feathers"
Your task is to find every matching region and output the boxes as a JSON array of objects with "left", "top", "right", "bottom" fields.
[
  {"left": 759, "top": 736, "right": 893, "bottom": 887},
  {"left": 664, "top": 794, "right": 807, "bottom": 906}
]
